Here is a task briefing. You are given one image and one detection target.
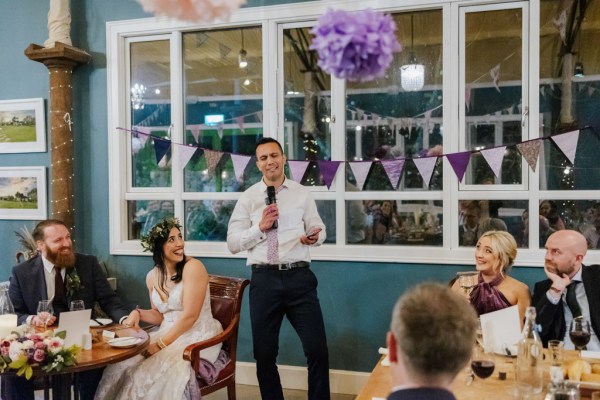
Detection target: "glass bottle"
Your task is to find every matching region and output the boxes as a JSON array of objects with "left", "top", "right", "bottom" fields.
[
  {"left": 0, "top": 282, "right": 17, "bottom": 338},
  {"left": 516, "top": 306, "right": 543, "bottom": 394}
]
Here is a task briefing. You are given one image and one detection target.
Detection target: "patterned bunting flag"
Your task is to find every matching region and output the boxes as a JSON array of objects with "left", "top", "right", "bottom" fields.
[
  {"left": 480, "top": 146, "right": 506, "bottom": 178},
  {"left": 288, "top": 160, "right": 310, "bottom": 182},
  {"left": 153, "top": 137, "right": 171, "bottom": 165},
  {"left": 317, "top": 161, "right": 342, "bottom": 189},
  {"left": 235, "top": 116, "right": 245, "bottom": 133},
  {"left": 188, "top": 125, "right": 200, "bottom": 143},
  {"left": 446, "top": 151, "right": 471, "bottom": 182},
  {"left": 381, "top": 159, "right": 405, "bottom": 190},
  {"left": 551, "top": 130, "right": 580, "bottom": 165},
  {"left": 231, "top": 154, "right": 251, "bottom": 182},
  {"left": 178, "top": 145, "right": 197, "bottom": 170},
  {"left": 348, "top": 161, "right": 373, "bottom": 190},
  {"left": 516, "top": 139, "right": 542, "bottom": 172},
  {"left": 203, "top": 149, "right": 223, "bottom": 175},
  {"left": 412, "top": 157, "right": 438, "bottom": 187}
]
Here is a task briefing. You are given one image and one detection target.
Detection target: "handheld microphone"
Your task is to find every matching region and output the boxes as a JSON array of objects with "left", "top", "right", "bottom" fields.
[{"left": 266, "top": 185, "right": 278, "bottom": 229}]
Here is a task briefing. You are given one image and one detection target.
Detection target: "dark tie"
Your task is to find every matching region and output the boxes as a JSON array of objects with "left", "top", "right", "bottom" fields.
[
  {"left": 565, "top": 281, "right": 582, "bottom": 319},
  {"left": 54, "top": 267, "right": 67, "bottom": 307}
]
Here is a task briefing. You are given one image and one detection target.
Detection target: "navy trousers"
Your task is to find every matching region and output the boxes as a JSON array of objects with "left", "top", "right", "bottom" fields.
[{"left": 250, "top": 267, "right": 330, "bottom": 400}]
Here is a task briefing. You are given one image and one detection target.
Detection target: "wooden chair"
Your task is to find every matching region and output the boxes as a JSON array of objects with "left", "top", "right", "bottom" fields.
[{"left": 183, "top": 275, "right": 249, "bottom": 400}]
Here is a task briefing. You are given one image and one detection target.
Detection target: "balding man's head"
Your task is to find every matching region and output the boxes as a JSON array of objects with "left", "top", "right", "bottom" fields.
[{"left": 544, "top": 230, "right": 587, "bottom": 278}]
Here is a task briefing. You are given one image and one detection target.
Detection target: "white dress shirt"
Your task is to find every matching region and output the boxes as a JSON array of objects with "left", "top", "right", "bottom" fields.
[
  {"left": 227, "top": 178, "right": 325, "bottom": 265},
  {"left": 26, "top": 256, "right": 64, "bottom": 325}
]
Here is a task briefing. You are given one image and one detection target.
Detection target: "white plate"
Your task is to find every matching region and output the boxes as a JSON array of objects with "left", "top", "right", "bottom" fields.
[
  {"left": 107, "top": 337, "right": 143, "bottom": 348},
  {"left": 89, "top": 318, "right": 112, "bottom": 327}
]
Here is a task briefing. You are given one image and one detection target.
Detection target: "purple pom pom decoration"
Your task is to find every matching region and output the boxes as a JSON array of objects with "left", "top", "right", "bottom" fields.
[{"left": 310, "top": 8, "right": 402, "bottom": 82}]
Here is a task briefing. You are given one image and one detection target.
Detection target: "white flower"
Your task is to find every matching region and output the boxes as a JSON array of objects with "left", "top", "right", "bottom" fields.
[{"left": 8, "top": 341, "right": 23, "bottom": 360}]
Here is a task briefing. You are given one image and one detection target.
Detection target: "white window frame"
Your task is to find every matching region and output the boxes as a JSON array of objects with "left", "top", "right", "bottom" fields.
[{"left": 107, "top": 0, "right": 600, "bottom": 266}]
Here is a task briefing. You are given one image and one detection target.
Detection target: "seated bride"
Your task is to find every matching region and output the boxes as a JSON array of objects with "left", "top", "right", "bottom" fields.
[{"left": 95, "top": 218, "right": 224, "bottom": 399}]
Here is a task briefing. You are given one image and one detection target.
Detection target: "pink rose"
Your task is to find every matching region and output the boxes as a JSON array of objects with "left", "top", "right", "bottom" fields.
[
  {"left": 35, "top": 341, "right": 46, "bottom": 350},
  {"left": 33, "top": 348, "right": 46, "bottom": 363},
  {"left": 0, "top": 346, "right": 9, "bottom": 357}
]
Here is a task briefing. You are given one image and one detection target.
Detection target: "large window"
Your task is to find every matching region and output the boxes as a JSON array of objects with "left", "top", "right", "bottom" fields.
[{"left": 108, "top": 0, "right": 600, "bottom": 265}]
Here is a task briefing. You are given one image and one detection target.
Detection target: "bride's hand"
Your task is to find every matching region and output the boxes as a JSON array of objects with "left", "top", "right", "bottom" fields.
[{"left": 122, "top": 310, "right": 140, "bottom": 327}]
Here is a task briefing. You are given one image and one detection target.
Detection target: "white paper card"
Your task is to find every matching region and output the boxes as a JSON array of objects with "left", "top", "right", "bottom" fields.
[
  {"left": 479, "top": 305, "right": 521, "bottom": 354},
  {"left": 581, "top": 350, "right": 600, "bottom": 359},
  {"left": 56, "top": 309, "right": 91, "bottom": 347}
]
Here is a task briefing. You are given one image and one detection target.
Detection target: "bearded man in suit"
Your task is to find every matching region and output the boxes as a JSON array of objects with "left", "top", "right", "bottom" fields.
[
  {"left": 386, "top": 283, "right": 477, "bottom": 400},
  {"left": 8, "top": 219, "right": 130, "bottom": 400}
]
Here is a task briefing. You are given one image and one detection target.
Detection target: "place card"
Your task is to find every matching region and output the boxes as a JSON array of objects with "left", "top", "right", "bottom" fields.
[
  {"left": 479, "top": 305, "right": 521, "bottom": 355},
  {"left": 56, "top": 309, "right": 92, "bottom": 347}
]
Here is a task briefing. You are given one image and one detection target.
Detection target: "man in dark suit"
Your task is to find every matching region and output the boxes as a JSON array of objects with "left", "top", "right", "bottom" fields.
[
  {"left": 8, "top": 219, "right": 130, "bottom": 400},
  {"left": 532, "top": 230, "right": 600, "bottom": 350},
  {"left": 386, "top": 283, "right": 477, "bottom": 400}
]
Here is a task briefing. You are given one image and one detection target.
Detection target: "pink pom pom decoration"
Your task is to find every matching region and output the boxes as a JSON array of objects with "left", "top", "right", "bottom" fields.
[
  {"left": 137, "top": 0, "right": 246, "bottom": 23},
  {"left": 310, "top": 9, "right": 402, "bottom": 82}
]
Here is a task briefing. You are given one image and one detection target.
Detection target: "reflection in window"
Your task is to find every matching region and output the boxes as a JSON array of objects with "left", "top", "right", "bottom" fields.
[
  {"left": 185, "top": 200, "right": 236, "bottom": 241},
  {"left": 537, "top": 200, "right": 600, "bottom": 249},
  {"left": 127, "top": 200, "right": 175, "bottom": 240}
]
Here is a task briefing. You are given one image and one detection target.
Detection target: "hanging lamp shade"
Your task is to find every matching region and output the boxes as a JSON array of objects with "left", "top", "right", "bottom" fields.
[{"left": 401, "top": 54, "right": 424, "bottom": 91}]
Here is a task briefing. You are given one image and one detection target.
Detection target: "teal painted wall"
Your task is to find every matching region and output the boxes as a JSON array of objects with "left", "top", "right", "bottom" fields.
[{"left": 0, "top": 0, "right": 545, "bottom": 373}]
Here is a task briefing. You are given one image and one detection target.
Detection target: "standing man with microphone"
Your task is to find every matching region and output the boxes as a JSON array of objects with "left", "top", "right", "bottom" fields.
[{"left": 227, "top": 137, "right": 329, "bottom": 400}]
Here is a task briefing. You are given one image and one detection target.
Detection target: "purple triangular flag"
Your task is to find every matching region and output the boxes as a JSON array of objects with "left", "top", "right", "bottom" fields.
[
  {"left": 551, "top": 130, "right": 580, "bottom": 165},
  {"left": 348, "top": 161, "right": 372, "bottom": 190},
  {"left": 288, "top": 160, "right": 310, "bottom": 182},
  {"left": 178, "top": 145, "right": 197, "bottom": 170},
  {"left": 317, "top": 161, "right": 342, "bottom": 189},
  {"left": 412, "top": 157, "right": 438, "bottom": 187},
  {"left": 480, "top": 146, "right": 506, "bottom": 178},
  {"left": 203, "top": 149, "right": 223, "bottom": 175},
  {"left": 231, "top": 154, "right": 251, "bottom": 182},
  {"left": 381, "top": 159, "right": 405, "bottom": 190},
  {"left": 153, "top": 138, "right": 171, "bottom": 165},
  {"left": 446, "top": 151, "right": 472, "bottom": 182},
  {"left": 516, "top": 139, "right": 542, "bottom": 172}
]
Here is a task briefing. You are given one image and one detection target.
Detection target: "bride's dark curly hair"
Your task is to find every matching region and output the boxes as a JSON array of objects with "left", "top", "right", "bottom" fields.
[{"left": 142, "top": 217, "right": 186, "bottom": 296}]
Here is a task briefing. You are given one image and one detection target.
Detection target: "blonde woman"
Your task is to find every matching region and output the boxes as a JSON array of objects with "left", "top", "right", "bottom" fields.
[{"left": 452, "top": 230, "right": 531, "bottom": 323}]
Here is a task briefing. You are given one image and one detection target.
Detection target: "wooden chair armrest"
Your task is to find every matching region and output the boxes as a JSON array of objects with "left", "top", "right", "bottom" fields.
[{"left": 183, "top": 314, "right": 240, "bottom": 362}]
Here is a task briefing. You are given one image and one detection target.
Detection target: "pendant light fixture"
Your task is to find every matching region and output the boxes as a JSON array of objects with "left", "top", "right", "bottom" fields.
[
  {"left": 238, "top": 29, "right": 248, "bottom": 69},
  {"left": 401, "top": 15, "right": 425, "bottom": 91}
]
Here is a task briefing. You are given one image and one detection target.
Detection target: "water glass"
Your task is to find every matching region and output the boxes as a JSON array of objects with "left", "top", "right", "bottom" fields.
[
  {"left": 36, "top": 300, "right": 53, "bottom": 331},
  {"left": 548, "top": 340, "right": 564, "bottom": 366},
  {"left": 511, "top": 382, "right": 532, "bottom": 400},
  {"left": 69, "top": 300, "right": 85, "bottom": 311}
]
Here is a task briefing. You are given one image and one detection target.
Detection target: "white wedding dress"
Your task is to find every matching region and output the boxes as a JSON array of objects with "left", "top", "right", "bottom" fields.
[{"left": 95, "top": 282, "right": 223, "bottom": 400}]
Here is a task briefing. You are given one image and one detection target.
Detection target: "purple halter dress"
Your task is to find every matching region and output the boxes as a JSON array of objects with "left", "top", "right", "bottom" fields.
[{"left": 469, "top": 273, "right": 511, "bottom": 316}]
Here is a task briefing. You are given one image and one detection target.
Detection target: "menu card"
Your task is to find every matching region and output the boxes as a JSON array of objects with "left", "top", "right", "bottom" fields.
[
  {"left": 479, "top": 305, "right": 521, "bottom": 355},
  {"left": 56, "top": 309, "right": 92, "bottom": 347}
]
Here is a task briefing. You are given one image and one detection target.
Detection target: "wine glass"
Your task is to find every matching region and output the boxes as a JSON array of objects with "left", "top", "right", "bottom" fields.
[
  {"left": 36, "top": 300, "right": 54, "bottom": 331},
  {"left": 69, "top": 300, "right": 85, "bottom": 311},
  {"left": 470, "top": 345, "right": 495, "bottom": 382},
  {"left": 569, "top": 316, "right": 591, "bottom": 353},
  {"left": 458, "top": 273, "right": 477, "bottom": 297},
  {"left": 475, "top": 318, "right": 484, "bottom": 348}
]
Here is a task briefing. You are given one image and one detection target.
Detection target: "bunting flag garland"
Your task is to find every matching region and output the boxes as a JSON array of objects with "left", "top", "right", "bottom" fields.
[
  {"left": 348, "top": 161, "right": 373, "bottom": 190},
  {"left": 550, "top": 130, "right": 580, "bottom": 165},
  {"left": 446, "top": 151, "right": 471, "bottom": 182},
  {"left": 412, "top": 157, "right": 438, "bottom": 187},
  {"left": 465, "top": 84, "right": 472, "bottom": 111},
  {"left": 318, "top": 161, "right": 342, "bottom": 189},
  {"left": 153, "top": 137, "right": 171, "bottom": 164},
  {"left": 381, "top": 159, "right": 405, "bottom": 190},
  {"left": 178, "top": 145, "right": 197, "bottom": 170},
  {"left": 480, "top": 146, "right": 506, "bottom": 178},
  {"left": 188, "top": 124, "right": 200, "bottom": 143},
  {"left": 118, "top": 126, "right": 591, "bottom": 190},
  {"left": 516, "top": 139, "right": 542, "bottom": 172},
  {"left": 288, "top": 160, "right": 310, "bottom": 182},
  {"left": 231, "top": 154, "right": 251, "bottom": 182},
  {"left": 490, "top": 64, "right": 501, "bottom": 92},
  {"left": 553, "top": 10, "right": 567, "bottom": 44}
]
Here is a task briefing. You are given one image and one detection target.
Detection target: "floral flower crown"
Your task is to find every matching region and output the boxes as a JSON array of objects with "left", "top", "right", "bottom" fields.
[{"left": 140, "top": 217, "right": 182, "bottom": 252}]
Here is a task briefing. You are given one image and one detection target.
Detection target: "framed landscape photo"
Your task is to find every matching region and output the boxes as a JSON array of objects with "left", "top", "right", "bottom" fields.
[
  {"left": 0, "top": 167, "right": 47, "bottom": 220},
  {"left": 0, "top": 98, "right": 46, "bottom": 153}
]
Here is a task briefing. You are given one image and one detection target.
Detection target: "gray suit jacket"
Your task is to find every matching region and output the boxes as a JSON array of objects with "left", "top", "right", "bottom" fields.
[{"left": 9, "top": 254, "right": 129, "bottom": 325}]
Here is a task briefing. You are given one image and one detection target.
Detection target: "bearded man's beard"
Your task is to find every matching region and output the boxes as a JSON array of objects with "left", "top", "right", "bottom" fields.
[{"left": 46, "top": 246, "right": 76, "bottom": 268}]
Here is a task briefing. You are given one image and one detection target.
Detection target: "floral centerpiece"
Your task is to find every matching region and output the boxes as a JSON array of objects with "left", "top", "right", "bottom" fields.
[{"left": 0, "top": 328, "right": 80, "bottom": 379}]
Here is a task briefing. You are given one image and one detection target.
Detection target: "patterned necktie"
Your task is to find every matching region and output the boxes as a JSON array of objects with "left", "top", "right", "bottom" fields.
[
  {"left": 266, "top": 186, "right": 282, "bottom": 264},
  {"left": 565, "top": 281, "right": 582, "bottom": 319},
  {"left": 54, "top": 267, "right": 67, "bottom": 306}
]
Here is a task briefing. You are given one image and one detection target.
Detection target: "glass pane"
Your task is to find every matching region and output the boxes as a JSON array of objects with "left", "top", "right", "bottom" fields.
[
  {"left": 315, "top": 200, "right": 335, "bottom": 244},
  {"left": 463, "top": 8, "right": 523, "bottom": 185},
  {"left": 184, "top": 200, "right": 236, "bottom": 241},
  {"left": 458, "top": 200, "right": 528, "bottom": 248},
  {"left": 345, "top": 10, "right": 444, "bottom": 191},
  {"left": 127, "top": 200, "right": 175, "bottom": 240},
  {"left": 182, "top": 27, "right": 263, "bottom": 193},
  {"left": 357, "top": 200, "right": 443, "bottom": 246},
  {"left": 539, "top": 0, "right": 600, "bottom": 190},
  {"left": 283, "top": 27, "right": 332, "bottom": 187},
  {"left": 536, "top": 200, "right": 600, "bottom": 249},
  {"left": 130, "top": 40, "right": 172, "bottom": 188}
]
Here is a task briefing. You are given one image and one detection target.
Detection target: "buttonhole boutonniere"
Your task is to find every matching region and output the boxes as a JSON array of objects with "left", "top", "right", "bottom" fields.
[{"left": 65, "top": 268, "right": 84, "bottom": 297}]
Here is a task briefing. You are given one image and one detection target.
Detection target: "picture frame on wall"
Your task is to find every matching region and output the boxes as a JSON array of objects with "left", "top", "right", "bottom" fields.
[
  {"left": 0, "top": 98, "right": 46, "bottom": 153},
  {"left": 0, "top": 167, "right": 47, "bottom": 220}
]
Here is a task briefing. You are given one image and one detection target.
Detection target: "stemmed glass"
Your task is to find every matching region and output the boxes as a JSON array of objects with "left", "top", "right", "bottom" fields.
[
  {"left": 458, "top": 273, "right": 478, "bottom": 297},
  {"left": 569, "top": 316, "right": 591, "bottom": 354},
  {"left": 36, "top": 300, "right": 54, "bottom": 331},
  {"left": 470, "top": 345, "right": 495, "bottom": 383},
  {"left": 69, "top": 300, "right": 85, "bottom": 311}
]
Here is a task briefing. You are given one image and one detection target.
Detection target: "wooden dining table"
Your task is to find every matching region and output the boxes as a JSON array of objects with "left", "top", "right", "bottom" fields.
[
  {"left": 356, "top": 349, "right": 600, "bottom": 400},
  {"left": 1, "top": 325, "right": 149, "bottom": 400}
]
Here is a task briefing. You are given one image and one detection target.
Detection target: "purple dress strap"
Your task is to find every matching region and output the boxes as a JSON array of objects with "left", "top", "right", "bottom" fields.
[{"left": 469, "top": 273, "right": 511, "bottom": 316}]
